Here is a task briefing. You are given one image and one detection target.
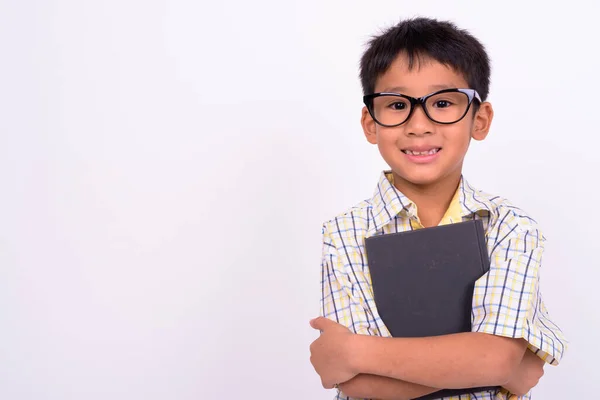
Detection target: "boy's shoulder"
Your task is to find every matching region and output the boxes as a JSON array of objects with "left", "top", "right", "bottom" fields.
[
  {"left": 467, "top": 184, "right": 543, "bottom": 234},
  {"left": 321, "top": 198, "right": 374, "bottom": 235}
]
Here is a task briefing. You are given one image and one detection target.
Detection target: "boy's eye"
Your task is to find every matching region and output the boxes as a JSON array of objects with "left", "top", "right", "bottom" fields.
[
  {"left": 434, "top": 100, "right": 453, "bottom": 108},
  {"left": 389, "top": 102, "right": 408, "bottom": 110}
]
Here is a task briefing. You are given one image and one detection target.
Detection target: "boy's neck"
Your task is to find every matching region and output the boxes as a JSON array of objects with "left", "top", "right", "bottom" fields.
[{"left": 391, "top": 171, "right": 462, "bottom": 228}]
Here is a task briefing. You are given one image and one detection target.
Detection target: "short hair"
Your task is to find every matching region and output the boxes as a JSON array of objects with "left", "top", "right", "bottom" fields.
[{"left": 359, "top": 17, "right": 491, "bottom": 101}]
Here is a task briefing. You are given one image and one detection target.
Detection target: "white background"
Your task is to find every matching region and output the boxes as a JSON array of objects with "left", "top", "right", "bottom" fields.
[{"left": 0, "top": 1, "right": 597, "bottom": 399}]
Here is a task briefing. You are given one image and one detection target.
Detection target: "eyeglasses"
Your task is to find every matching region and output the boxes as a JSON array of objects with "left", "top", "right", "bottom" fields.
[{"left": 363, "top": 88, "right": 482, "bottom": 127}]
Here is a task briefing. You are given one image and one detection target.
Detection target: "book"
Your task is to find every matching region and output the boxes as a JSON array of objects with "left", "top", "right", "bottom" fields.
[{"left": 364, "top": 219, "right": 499, "bottom": 399}]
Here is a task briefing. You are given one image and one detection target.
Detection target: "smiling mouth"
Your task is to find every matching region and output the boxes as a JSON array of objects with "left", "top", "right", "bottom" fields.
[{"left": 401, "top": 148, "right": 442, "bottom": 156}]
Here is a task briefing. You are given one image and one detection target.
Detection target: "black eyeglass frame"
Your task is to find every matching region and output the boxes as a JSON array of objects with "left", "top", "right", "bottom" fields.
[{"left": 363, "top": 88, "right": 482, "bottom": 127}]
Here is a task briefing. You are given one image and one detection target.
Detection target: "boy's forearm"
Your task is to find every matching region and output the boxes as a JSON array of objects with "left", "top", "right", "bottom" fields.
[
  {"left": 340, "top": 374, "right": 440, "bottom": 400},
  {"left": 348, "top": 332, "right": 528, "bottom": 389},
  {"left": 342, "top": 349, "right": 542, "bottom": 399}
]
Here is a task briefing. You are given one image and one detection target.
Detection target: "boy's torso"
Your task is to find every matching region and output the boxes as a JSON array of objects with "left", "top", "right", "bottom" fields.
[{"left": 322, "top": 171, "right": 548, "bottom": 400}]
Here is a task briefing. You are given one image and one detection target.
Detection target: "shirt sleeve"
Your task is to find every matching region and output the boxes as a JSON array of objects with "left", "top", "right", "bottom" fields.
[
  {"left": 320, "top": 223, "right": 387, "bottom": 400},
  {"left": 320, "top": 223, "right": 384, "bottom": 337},
  {"left": 471, "top": 213, "right": 568, "bottom": 365}
]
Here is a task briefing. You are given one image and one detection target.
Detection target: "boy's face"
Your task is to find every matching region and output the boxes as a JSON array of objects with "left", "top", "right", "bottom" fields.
[{"left": 361, "top": 54, "right": 493, "bottom": 189}]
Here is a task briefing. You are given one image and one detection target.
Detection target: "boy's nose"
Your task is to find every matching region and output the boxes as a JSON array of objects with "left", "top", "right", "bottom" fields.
[{"left": 405, "top": 104, "right": 434, "bottom": 136}]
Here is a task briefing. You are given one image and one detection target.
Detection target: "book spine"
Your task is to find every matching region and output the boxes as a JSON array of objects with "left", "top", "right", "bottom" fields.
[{"left": 475, "top": 219, "right": 491, "bottom": 273}]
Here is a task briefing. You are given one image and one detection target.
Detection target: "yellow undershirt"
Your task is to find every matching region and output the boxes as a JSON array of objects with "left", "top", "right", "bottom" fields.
[{"left": 387, "top": 173, "right": 462, "bottom": 229}]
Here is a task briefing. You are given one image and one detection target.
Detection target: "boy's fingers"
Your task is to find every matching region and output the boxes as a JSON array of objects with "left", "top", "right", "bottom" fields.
[{"left": 310, "top": 316, "right": 334, "bottom": 330}]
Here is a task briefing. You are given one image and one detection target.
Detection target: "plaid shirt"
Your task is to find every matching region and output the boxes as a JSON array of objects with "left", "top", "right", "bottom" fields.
[{"left": 320, "top": 171, "right": 567, "bottom": 400}]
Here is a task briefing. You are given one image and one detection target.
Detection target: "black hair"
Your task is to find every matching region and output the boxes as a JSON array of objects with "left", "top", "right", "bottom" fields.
[{"left": 359, "top": 17, "right": 491, "bottom": 101}]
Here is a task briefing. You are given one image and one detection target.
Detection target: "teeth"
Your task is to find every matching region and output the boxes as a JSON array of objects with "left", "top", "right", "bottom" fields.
[{"left": 404, "top": 148, "right": 440, "bottom": 156}]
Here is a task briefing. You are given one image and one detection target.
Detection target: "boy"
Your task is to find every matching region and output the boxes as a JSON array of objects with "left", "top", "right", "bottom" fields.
[{"left": 308, "top": 17, "right": 567, "bottom": 400}]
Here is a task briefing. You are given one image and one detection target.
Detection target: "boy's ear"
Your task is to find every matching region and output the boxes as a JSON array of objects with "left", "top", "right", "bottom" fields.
[
  {"left": 471, "top": 102, "right": 494, "bottom": 141},
  {"left": 362, "top": 106, "right": 378, "bottom": 144}
]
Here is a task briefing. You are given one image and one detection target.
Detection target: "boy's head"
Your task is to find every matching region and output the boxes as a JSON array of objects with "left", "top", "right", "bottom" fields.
[{"left": 359, "top": 17, "right": 494, "bottom": 190}]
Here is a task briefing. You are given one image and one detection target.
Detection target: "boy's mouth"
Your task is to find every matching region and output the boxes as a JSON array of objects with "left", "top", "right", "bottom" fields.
[{"left": 401, "top": 148, "right": 442, "bottom": 156}]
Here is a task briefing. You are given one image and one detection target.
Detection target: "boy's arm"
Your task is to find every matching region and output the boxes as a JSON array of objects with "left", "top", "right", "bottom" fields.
[
  {"left": 311, "top": 317, "right": 525, "bottom": 389},
  {"left": 338, "top": 374, "right": 438, "bottom": 400},
  {"left": 312, "top": 220, "right": 567, "bottom": 391},
  {"left": 337, "top": 348, "right": 544, "bottom": 399},
  {"left": 471, "top": 221, "right": 567, "bottom": 367},
  {"left": 354, "top": 331, "right": 526, "bottom": 387},
  {"left": 317, "top": 224, "right": 443, "bottom": 399},
  {"left": 503, "top": 347, "right": 546, "bottom": 396}
]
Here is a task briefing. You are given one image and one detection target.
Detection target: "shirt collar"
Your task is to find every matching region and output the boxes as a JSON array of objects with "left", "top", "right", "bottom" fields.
[
  {"left": 458, "top": 176, "right": 495, "bottom": 217},
  {"left": 368, "top": 171, "right": 494, "bottom": 236}
]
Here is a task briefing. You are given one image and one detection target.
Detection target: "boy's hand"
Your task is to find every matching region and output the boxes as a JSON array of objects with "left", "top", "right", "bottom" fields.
[
  {"left": 503, "top": 349, "right": 545, "bottom": 396},
  {"left": 309, "top": 317, "right": 358, "bottom": 388}
]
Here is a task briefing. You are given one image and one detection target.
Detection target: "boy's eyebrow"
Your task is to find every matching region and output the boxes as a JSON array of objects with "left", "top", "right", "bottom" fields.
[{"left": 381, "top": 84, "right": 458, "bottom": 93}]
